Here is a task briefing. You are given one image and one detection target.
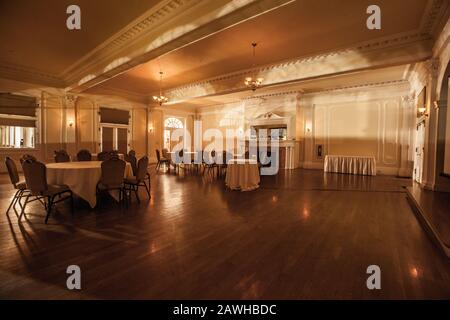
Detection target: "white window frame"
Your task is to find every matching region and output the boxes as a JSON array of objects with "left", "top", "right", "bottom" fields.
[{"left": 0, "top": 113, "right": 38, "bottom": 149}]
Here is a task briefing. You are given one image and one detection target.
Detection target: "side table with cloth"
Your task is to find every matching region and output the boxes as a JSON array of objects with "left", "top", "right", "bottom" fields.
[
  {"left": 324, "top": 155, "right": 376, "bottom": 176},
  {"left": 225, "top": 159, "right": 260, "bottom": 191},
  {"left": 46, "top": 161, "right": 133, "bottom": 208}
]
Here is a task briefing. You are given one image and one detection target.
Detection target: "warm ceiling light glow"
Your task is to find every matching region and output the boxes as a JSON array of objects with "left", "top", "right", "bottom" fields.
[{"left": 244, "top": 43, "right": 263, "bottom": 91}]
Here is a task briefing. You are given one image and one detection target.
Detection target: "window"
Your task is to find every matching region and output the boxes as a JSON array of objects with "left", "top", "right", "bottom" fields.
[
  {"left": 99, "top": 107, "right": 130, "bottom": 154},
  {"left": 0, "top": 93, "right": 38, "bottom": 149},
  {"left": 164, "top": 117, "right": 184, "bottom": 150},
  {"left": 0, "top": 126, "right": 35, "bottom": 148}
]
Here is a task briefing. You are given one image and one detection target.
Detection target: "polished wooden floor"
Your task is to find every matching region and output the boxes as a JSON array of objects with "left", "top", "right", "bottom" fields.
[
  {"left": 407, "top": 183, "right": 450, "bottom": 252},
  {"left": 0, "top": 167, "right": 449, "bottom": 299}
]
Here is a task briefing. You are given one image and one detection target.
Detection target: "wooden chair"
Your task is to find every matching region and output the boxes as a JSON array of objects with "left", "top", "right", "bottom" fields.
[
  {"left": 124, "top": 156, "right": 150, "bottom": 203},
  {"left": 77, "top": 149, "right": 92, "bottom": 161},
  {"left": 97, "top": 151, "right": 110, "bottom": 161},
  {"left": 96, "top": 158, "right": 126, "bottom": 207},
  {"left": 19, "top": 154, "right": 37, "bottom": 165},
  {"left": 156, "top": 149, "right": 170, "bottom": 172},
  {"left": 54, "top": 150, "right": 71, "bottom": 163},
  {"left": 4, "top": 157, "right": 28, "bottom": 215},
  {"left": 20, "top": 160, "right": 73, "bottom": 224},
  {"left": 204, "top": 150, "right": 219, "bottom": 178},
  {"left": 219, "top": 151, "right": 231, "bottom": 178}
]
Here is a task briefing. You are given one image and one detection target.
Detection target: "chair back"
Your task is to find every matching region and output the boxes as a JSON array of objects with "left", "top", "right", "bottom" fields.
[
  {"left": 54, "top": 150, "right": 70, "bottom": 163},
  {"left": 162, "top": 148, "right": 169, "bottom": 158},
  {"left": 100, "top": 158, "right": 125, "bottom": 188},
  {"left": 22, "top": 160, "right": 48, "bottom": 195},
  {"left": 20, "top": 154, "right": 37, "bottom": 164},
  {"left": 97, "top": 151, "right": 109, "bottom": 161},
  {"left": 136, "top": 156, "right": 149, "bottom": 181},
  {"left": 5, "top": 157, "right": 20, "bottom": 187},
  {"left": 204, "top": 150, "right": 216, "bottom": 164},
  {"left": 77, "top": 149, "right": 92, "bottom": 161},
  {"left": 156, "top": 149, "right": 161, "bottom": 161},
  {"left": 125, "top": 154, "right": 138, "bottom": 176}
]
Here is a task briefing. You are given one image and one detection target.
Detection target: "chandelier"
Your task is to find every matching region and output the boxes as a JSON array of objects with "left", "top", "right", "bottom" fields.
[
  {"left": 244, "top": 43, "right": 263, "bottom": 91},
  {"left": 153, "top": 71, "right": 169, "bottom": 106}
]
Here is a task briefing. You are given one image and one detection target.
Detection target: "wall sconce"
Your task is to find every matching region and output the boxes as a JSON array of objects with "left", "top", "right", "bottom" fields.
[
  {"left": 68, "top": 120, "right": 74, "bottom": 127},
  {"left": 418, "top": 107, "right": 428, "bottom": 117},
  {"left": 148, "top": 126, "right": 153, "bottom": 133}
]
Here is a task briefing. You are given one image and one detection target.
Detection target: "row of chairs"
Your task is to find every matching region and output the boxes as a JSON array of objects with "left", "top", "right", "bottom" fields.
[
  {"left": 155, "top": 149, "right": 231, "bottom": 178},
  {"left": 5, "top": 153, "right": 151, "bottom": 224},
  {"left": 54, "top": 149, "right": 120, "bottom": 163}
]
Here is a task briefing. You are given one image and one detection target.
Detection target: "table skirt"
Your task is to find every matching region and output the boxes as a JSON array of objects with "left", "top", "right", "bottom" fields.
[
  {"left": 225, "top": 160, "right": 260, "bottom": 191},
  {"left": 324, "top": 155, "right": 376, "bottom": 176}
]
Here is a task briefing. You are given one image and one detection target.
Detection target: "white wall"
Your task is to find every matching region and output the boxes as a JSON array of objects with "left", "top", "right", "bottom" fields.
[{"left": 299, "top": 83, "right": 413, "bottom": 175}]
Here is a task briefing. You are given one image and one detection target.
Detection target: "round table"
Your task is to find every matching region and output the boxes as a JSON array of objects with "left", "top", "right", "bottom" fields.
[
  {"left": 46, "top": 161, "right": 133, "bottom": 208},
  {"left": 225, "top": 159, "right": 260, "bottom": 191}
]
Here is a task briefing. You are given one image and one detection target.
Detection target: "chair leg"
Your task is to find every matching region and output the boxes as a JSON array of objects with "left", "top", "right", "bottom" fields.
[
  {"left": 6, "top": 190, "right": 20, "bottom": 215},
  {"left": 134, "top": 185, "right": 140, "bottom": 203},
  {"left": 70, "top": 192, "right": 74, "bottom": 216},
  {"left": 45, "top": 196, "right": 54, "bottom": 224},
  {"left": 18, "top": 194, "right": 30, "bottom": 222},
  {"left": 143, "top": 181, "right": 150, "bottom": 198},
  {"left": 16, "top": 190, "right": 25, "bottom": 210}
]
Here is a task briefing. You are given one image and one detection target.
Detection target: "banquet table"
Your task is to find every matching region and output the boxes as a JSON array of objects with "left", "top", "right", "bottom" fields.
[
  {"left": 225, "top": 159, "right": 260, "bottom": 191},
  {"left": 324, "top": 155, "right": 376, "bottom": 176},
  {"left": 46, "top": 161, "right": 133, "bottom": 208}
]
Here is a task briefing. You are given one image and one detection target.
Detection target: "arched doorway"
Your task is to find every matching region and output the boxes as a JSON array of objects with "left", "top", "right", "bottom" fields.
[{"left": 163, "top": 117, "right": 184, "bottom": 150}]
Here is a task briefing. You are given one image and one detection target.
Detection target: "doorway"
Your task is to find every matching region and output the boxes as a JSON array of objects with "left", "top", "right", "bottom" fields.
[{"left": 100, "top": 125, "right": 129, "bottom": 154}]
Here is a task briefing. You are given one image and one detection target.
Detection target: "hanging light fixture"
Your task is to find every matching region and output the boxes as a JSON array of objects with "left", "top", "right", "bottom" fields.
[
  {"left": 153, "top": 71, "right": 169, "bottom": 106},
  {"left": 244, "top": 42, "right": 263, "bottom": 91}
]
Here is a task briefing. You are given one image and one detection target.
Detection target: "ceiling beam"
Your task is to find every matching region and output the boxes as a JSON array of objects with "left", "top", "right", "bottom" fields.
[{"left": 65, "top": 0, "right": 295, "bottom": 93}]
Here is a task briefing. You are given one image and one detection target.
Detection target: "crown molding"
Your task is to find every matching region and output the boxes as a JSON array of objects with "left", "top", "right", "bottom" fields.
[
  {"left": 64, "top": 0, "right": 295, "bottom": 92},
  {"left": 164, "top": 33, "right": 431, "bottom": 103},
  {"left": 0, "top": 61, "right": 65, "bottom": 88}
]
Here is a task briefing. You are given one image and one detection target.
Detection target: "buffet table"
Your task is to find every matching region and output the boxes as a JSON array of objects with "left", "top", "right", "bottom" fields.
[
  {"left": 225, "top": 159, "right": 260, "bottom": 191},
  {"left": 46, "top": 161, "right": 133, "bottom": 208},
  {"left": 324, "top": 155, "right": 376, "bottom": 176}
]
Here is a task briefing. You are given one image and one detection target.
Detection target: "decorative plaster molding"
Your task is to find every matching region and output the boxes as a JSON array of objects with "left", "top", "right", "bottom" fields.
[
  {"left": 424, "top": 58, "right": 440, "bottom": 78},
  {"left": 64, "top": 0, "right": 294, "bottom": 91},
  {"left": 0, "top": 61, "right": 65, "bottom": 87},
  {"left": 61, "top": 0, "right": 191, "bottom": 82},
  {"left": 165, "top": 35, "right": 429, "bottom": 103},
  {"left": 421, "top": 0, "right": 448, "bottom": 35}
]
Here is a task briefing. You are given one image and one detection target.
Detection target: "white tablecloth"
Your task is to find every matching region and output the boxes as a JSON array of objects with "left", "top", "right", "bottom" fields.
[
  {"left": 225, "top": 159, "right": 260, "bottom": 191},
  {"left": 324, "top": 155, "right": 376, "bottom": 176},
  {"left": 46, "top": 161, "right": 133, "bottom": 208}
]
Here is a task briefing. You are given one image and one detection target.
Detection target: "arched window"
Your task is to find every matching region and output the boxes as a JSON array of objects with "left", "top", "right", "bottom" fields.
[
  {"left": 164, "top": 117, "right": 183, "bottom": 129},
  {"left": 164, "top": 117, "right": 184, "bottom": 150}
]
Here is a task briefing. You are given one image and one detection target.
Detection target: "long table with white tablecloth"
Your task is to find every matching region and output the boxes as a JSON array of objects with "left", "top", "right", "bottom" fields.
[{"left": 324, "top": 155, "right": 376, "bottom": 176}]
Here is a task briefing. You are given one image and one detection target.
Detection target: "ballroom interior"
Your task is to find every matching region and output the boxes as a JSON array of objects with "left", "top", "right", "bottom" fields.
[{"left": 0, "top": 0, "right": 450, "bottom": 299}]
